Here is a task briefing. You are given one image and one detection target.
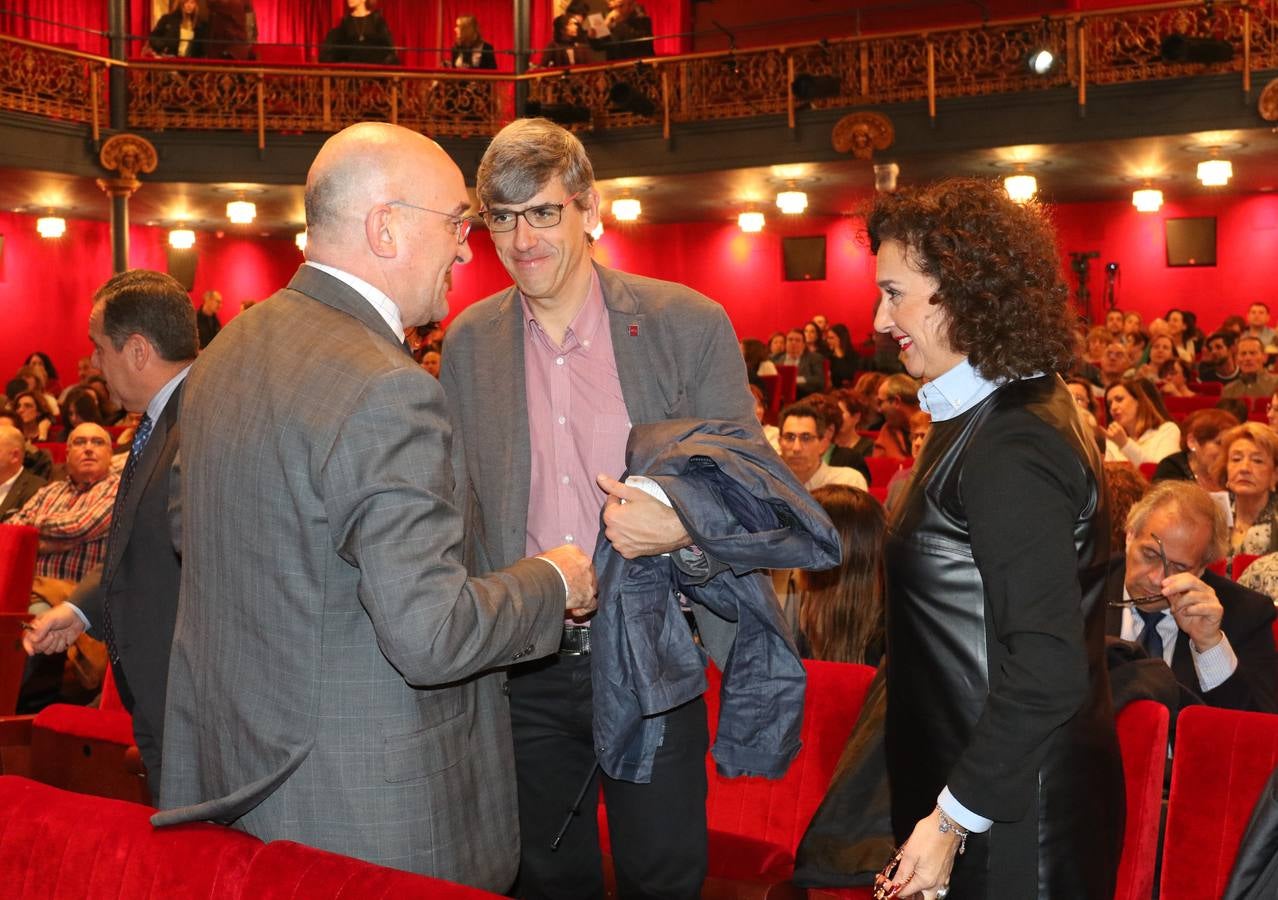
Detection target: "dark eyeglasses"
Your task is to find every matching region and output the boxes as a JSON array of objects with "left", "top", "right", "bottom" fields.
[
  {"left": 386, "top": 200, "right": 473, "bottom": 245},
  {"left": 480, "top": 192, "right": 582, "bottom": 233},
  {"left": 1110, "top": 532, "right": 1187, "bottom": 608}
]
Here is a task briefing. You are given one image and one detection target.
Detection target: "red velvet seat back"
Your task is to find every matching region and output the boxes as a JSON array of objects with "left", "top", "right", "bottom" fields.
[
  {"left": 242, "top": 840, "right": 507, "bottom": 898},
  {"left": 1113, "top": 700, "right": 1169, "bottom": 900},
  {"left": 0, "top": 775, "right": 261, "bottom": 898},
  {"left": 703, "top": 660, "right": 876, "bottom": 878},
  {"left": 0, "top": 524, "right": 38, "bottom": 614},
  {"left": 865, "top": 456, "right": 909, "bottom": 488},
  {"left": 1159, "top": 706, "right": 1278, "bottom": 900},
  {"left": 774, "top": 365, "right": 798, "bottom": 409}
]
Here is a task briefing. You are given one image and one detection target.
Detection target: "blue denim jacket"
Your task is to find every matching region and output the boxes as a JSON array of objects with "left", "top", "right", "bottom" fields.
[{"left": 591, "top": 419, "right": 842, "bottom": 782}]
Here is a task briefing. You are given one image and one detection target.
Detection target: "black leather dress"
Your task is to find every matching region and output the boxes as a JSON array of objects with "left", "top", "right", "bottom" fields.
[{"left": 884, "top": 374, "right": 1124, "bottom": 899}]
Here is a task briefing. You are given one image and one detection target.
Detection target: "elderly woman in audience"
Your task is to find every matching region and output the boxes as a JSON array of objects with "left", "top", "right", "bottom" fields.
[
  {"left": 1216, "top": 422, "right": 1278, "bottom": 555},
  {"left": 789, "top": 485, "right": 886, "bottom": 665},
  {"left": 865, "top": 178, "right": 1122, "bottom": 898},
  {"left": 1104, "top": 378, "right": 1181, "bottom": 465},
  {"left": 1152, "top": 408, "right": 1239, "bottom": 491}
]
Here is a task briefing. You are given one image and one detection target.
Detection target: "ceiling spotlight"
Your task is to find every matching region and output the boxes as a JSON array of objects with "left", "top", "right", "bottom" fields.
[
  {"left": 168, "top": 228, "right": 196, "bottom": 249},
  {"left": 226, "top": 200, "right": 256, "bottom": 224},
  {"left": 590, "top": 220, "right": 604, "bottom": 241},
  {"left": 612, "top": 197, "right": 641, "bottom": 221},
  {"left": 1131, "top": 188, "right": 1164, "bottom": 213},
  {"left": 295, "top": 231, "right": 307, "bottom": 251},
  {"left": 36, "top": 215, "right": 65, "bottom": 238},
  {"left": 1197, "top": 156, "right": 1232, "bottom": 187},
  {"left": 776, "top": 189, "right": 808, "bottom": 215},
  {"left": 1003, "top": 173, "right": 1038, "bottom": 204},
  {"left": 1026, "top": 48, "right": 1055, "bottom": 75},
  {"left": 738, "top": 211, "right": 765, "bottom": 233}
]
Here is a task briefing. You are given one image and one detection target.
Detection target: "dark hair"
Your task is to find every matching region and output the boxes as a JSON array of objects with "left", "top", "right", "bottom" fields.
[
  {"left": 779, "top": 401, "right": 828, "bottom": 435},
  {"left": 1206, "top": 330, "right": 1236, "bottom": 349},
  {"left": 863, "top": 177, "right": 1073, "bottom": 380},
  {"left": 798, "top": 485, "right": 886, "bottom": 664},
  {"left": 66, "top": 389, "right": 103, "bottom": 429},
  {"left": 25, "top": 351, "right": 58, "bottom": 381},
  {"left": 1102, "top": 462, "right": 1149, "bottom": 555},
  {"left": 1179, "top": 408, "right": 1239, "bottom": 452},
  {"left": 1127, "top": 376, "right": 1173, "bottom": 423},
  {"left": 827, "top": 323, "right": 853, "bottom": 356},
  {"left": 1216, "top": 397, "right": 1249, "bottom": 423},
  {"left": 741, "top": 338, "right": 770, "bottom": 375},
  {"left": 94, "top": 269, "right": 198, "bottom": 362}
]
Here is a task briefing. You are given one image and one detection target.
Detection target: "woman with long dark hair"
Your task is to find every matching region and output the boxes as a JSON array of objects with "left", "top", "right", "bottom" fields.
[{"left": 867, "top": 178, "right": 1122, "bottom": 899}]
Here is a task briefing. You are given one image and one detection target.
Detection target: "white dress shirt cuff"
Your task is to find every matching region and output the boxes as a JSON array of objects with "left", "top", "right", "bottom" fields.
[
  {"left": 938, "top": 787, "right": 993, "bottom": 833},
  {"left": 68, "top": 603, "right": 90, "bottom": 629},
  {"left": 535, "top": 556, "right": 571, "bottom": 599},
  {"left": 1191, "top": 631, "right": 1238, "bottom": 694}
]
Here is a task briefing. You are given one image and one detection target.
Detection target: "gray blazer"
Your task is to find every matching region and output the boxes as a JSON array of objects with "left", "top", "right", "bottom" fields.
[
  {"left": 440, "top": 262, "right": 759, "bottom": 660},
  {"left": 154, "top": 265, "right": 566, "bottom": 891},
  {"left": 0, "top": 467, "right": 45, "bottom": 517}
]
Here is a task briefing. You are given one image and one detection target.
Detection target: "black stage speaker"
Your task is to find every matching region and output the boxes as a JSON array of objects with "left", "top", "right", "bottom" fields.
[
  {"left": 782, "top": 236, "right": 826, "bottom": 281},
  {"left": 166, "top": 245, "right": 197, "bottom": 289},
  {"left": 1165, "top": 217, "right": 1216, "bottom": 267}
]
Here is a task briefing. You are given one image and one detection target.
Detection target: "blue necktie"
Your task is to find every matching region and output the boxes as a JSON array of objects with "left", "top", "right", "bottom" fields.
[
  {"left": 103, "top": 412, "right": 154, "bottom": 665},
  {"left": 1136, "top": 608, "right": 1166, "bottom": 662}
]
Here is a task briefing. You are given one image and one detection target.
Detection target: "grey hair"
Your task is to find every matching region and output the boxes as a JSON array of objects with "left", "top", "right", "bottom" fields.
[
  {"left": 476, "top": 118, "right": 594, "bottom": 210},
  {"left": 1125, "top": 480, "right": 1229, "bottom": 567}
]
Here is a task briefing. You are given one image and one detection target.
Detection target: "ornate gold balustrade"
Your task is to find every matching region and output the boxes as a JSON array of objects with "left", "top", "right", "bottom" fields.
[{"left": 0, "top": 0, "right": 1272, "bottom": 147}]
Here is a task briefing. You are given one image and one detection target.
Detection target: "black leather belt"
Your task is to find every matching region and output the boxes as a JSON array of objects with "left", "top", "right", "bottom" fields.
[{"left": 558, "top": 624, "right": 592, "bottom": 656}]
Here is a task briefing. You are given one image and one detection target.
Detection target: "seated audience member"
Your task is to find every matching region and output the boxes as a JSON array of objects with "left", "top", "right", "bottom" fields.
[
  {"left": 1199, "top": 331, "right": 1240, "bottom": 384},
  {"left": 1133, "top": 333, "right": 1175, "bottom": 382},
  {"left": 0, "top": 412, "right": 53, "bottom": 479},
  {"left": 24, "top": 352, "right": 62, "bottom": 400},
  {"left": 540, "top": 12, "right": 596, "bottom": 67},
  {"left": 1217, "top": 422, "right": 1278, "bottom": 556},
  {"left": 1152, "top": 408, "right": 1238, "bottom": 491},
  {"left": 420, "top": 350, "right": 441, "bottom": 379},
  {"left": 1221, "top": 314, "right": 1246, "bottom": 336},
  {"left": 85, "top": 375, "right": 125, "bottom": 426},
  {"left": 1166, "top": 309, "right": 1197, "bottom": 363},
  {"left": 824, "top": 323, "right": 859, "bottom": 389},
  {"left": 1222, "top": 335, "right": 1278, "bottom": 399},
  {"left": 196, "top": 289, "right": 223, "bottom": 348},
  {"left": 4, "top": 424, "right": 119, "bottom": 605},
  {"left": 1111, "top": 480, "right": 1277, "bottom": 713},
  {"left": 1218, "top": 396, "right": 1250, "bottom": 424},
  {"left": 53, "top": 388, "right": 104, "bottom": 442},
  {"left": 1103, "top": 462, "right": 1148, "bottom": 555},
  {"left": 1105, "top": 307, "right": 1125, "bottom": 337},
  {"left": 790, "top": 485, "right": 885, "bottom": 665},
  {"left": 1159, "top": 357, "right": 1197, "bottom": 397},
  {"left": 149, "top": 0, "right": 207, "bottom": 58},
  {"left": 320, "top": 0, "right": 398, "bottom": 65},
  {"left": 1098, "top": 338, "right": 1131, "bottom": 388},
  {"left": 778, "top": 401, "right": 867, "bottom": 492},
  {"left": 873, "top": 373, "right": 918, "bottom": 459},
  {"left": 850, "top": 371, "right": 885, "bottom": 430},
  {"left": 1124, "top": 329, "right": 1150, "bottom": 363},
  {"left": 1237, "top": 552, "right": 1278, "bottom": 605},
  {"left": 1245, "top": 301, "right": 1277, "bottom": 349},
  {"left": 1082, "top": 325, "right": 1111, "bottom": 370},
  {"left": 57, "top": 356, "right": 101, "bottom": 406},
  {"left": 766, "top": 331, "right": 785, "bottom": 358},
  {"left": 749, "top": 385, "right": 780, "bottom": 452},
  {"left": 205, "top": 0, "right": 255, "bottom": 60},
  {"left": 16, "top": 366, "right": 59, "bottom": 418},
  {"left": 450, "top": 14, "right": 497, "bottom": 69},
  {"left": 588, "top": 0, "right": 654, "bottom": 60},
  {"left": 0, "top": 424, "right": 45, "bottom": 515},
  {"left": 11, "top": 391, "right": 53, "bottom": 442},
  {"left": 1269, "top": 390, "right": 1278, "bottom": 431},
  {"left": 803, "top": 321, "right": 825, "bottom": 357},
  {"left": 884, "top": 410, "right": 930, "bottom": 512},
  {"left": 1122, "top": 310, "right": 1144, "bottom": 338},
  {"left": 774, "top": 328, "right": 825, "bottom": 398},
  {"left": 830, "top": 388, "right": 875, "bottom": 459},
  {"left": 807, "top": 394, "right": 870, "bottom": 484},
  {"left": 1104, "top": 378, "right": 1180, "bottom": 465},
  {"left": 1066, "top": 376, "right": 1112, "bottom": 455},
  {"left": 741, "top": 337, "right": 778, "bottom": 386}
]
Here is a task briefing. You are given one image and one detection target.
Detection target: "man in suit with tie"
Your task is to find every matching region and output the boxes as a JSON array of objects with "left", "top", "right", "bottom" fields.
[
  {"left": 150, "top": 122, "right": 595, "bottom": 891},
  {"left": 22, "top": 268, "right": 197, "bottom": 789},
  {"left": 1111, "top": 480, "right": 1277, "bottom": 713},
  {"left": 0, "top": 424, "right": 45, "bottom": 516}
]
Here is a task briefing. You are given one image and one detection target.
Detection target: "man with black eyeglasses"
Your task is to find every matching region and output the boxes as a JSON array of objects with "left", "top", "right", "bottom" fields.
[
  {"left": 777, "top": 401, "right": 866, "bottom": 492},
  {"left": 441, "top": 117, "right": 772, "bottom": 900},
  {"left": 1108, "top": 480, "right": 1276, "bottom": 713}
]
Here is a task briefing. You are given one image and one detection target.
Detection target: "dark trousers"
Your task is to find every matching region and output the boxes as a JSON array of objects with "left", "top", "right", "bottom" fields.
[{"left": 509, "top": 652, "right": 709, "bottom": 900}]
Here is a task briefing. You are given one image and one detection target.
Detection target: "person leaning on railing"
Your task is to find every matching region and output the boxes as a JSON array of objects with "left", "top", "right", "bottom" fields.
[
  {"left": 320, "top": 0, "right": 399, "bottom": 66},
  {"left": 147, "top": 0, "right": 208, "bottom": 59}
]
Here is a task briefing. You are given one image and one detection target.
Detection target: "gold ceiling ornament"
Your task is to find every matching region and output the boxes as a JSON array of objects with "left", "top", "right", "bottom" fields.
[
  {"left": 832, "top": 112, "right": 894, "bottom": 161},
  {"left": 1261, "top": 77, "right": 1278, "bottom": 123}
]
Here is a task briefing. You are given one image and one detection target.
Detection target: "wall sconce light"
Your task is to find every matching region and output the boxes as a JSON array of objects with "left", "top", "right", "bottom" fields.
[
  {"left": 227, "top": 200, "right": 256, "bottom": 224},
  {"left": 1003, "top": 173, "right": 1038, "bottom": 204},
  {"left": 612, "top": 197, "right": 641, "bottom": 221},
  {"left": 294, "top": 231, "right": 307, "bottom": 251},
  {"left": 776, "top": 188, "right": 808, "bottom": 215},
  {"left": 737, "top": 211, "right": 765, "bottom": 233},
  {"left": 1196, "top": 153, "right": 1232, "bottom": 187},
  {"left": 36, "top": 215, "right": 66, "bottom": 238},
  {"left": 1131, "top": 188, "right": 1164, "bottom": 213},
  {"left": 168, "top": 228, "right": 196, "bottom": 249}
]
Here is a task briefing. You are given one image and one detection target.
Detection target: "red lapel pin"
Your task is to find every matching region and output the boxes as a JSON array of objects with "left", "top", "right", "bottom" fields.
[{"left": 628, "top": 324, "right": 639, "bottom": 337}]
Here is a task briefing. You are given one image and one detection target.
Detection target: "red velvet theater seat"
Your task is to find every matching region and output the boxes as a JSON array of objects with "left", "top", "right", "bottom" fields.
[
  {"left": 1113, "top": 700, "right": 1170, "bottom": 900},
  {"left": 0, "top": 525, "right": 38, "bottom": 614},
  {"left": 1159, "top": 706, "right": 1278, "bottom": 900}
]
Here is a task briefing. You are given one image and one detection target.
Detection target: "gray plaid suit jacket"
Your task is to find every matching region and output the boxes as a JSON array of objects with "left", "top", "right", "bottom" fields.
[{"left": 153, "top": 265, "right": 565, "bottom": 891}]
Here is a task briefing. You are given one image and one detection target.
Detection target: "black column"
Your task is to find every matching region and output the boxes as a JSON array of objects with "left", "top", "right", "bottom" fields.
[
  {"left": 107, "top": 0, "right": 128, "bottom": 129},
  {"left": 110, "top": 191, "right": 129, "bottom": 274},
  {"left": 513, "top": 0, "right": 529, "bottom": 116}
]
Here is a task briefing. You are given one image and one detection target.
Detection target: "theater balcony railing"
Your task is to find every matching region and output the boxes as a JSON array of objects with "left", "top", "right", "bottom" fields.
[{"left": 0, "top": 0, "right": 1273, "bottom": 149}]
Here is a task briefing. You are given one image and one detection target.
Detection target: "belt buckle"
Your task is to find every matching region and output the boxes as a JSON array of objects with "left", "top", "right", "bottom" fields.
[{"left": 559, "top": 624, "right": 591, "bottom": 656}]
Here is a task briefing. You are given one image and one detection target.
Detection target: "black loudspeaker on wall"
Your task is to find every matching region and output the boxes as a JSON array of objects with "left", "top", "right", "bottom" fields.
[
  {"left": 166, "top": 245, "right": 197, "bottom": 290},
  {"left": 782, "top": 236, "right": 827, "bottom": 282}
]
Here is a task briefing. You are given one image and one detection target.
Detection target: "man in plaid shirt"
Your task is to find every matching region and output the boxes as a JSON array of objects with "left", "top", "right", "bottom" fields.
[{"left": 6, "top": 422, "right": 119, "bottom": 589}]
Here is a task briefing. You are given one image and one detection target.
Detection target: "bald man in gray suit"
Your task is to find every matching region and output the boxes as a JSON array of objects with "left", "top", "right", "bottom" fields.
[{"left": 153, "top": 123, "right": 595, "bottom": 892}]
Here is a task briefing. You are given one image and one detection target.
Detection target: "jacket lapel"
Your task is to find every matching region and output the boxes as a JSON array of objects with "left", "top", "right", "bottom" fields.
[
  {"left": 597, "top": 263, "right": 657, "bottom": 425},
  {"left": 488, "top": 289, "right": 533, "bottom": 566}
]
